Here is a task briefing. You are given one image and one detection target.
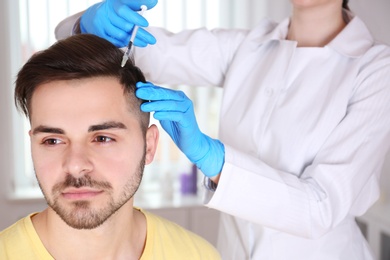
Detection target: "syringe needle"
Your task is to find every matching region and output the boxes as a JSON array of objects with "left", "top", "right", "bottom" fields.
[
  {"left": 121, "top": 46, "right": 132, "bottom": 67},
  {"left": 121, "top": 5, "right": 148, "bottom": 67}
]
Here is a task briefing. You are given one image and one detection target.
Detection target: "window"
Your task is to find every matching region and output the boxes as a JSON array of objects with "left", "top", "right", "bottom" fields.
[{"left": 12, "top": 0, "right": 224, "bottom": 198}]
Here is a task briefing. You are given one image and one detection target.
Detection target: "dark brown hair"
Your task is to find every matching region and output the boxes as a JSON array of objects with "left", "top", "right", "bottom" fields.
[
  {"left": 15, "top": 34, "right": 149, "bottom": 133},
  {"left": 342, "top": 0, "right": 350, "bottom": 10}
]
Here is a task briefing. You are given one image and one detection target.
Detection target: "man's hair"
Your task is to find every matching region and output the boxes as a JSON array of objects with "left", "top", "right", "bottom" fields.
[
  {"left": 342, "top": 0, "right": 350, "bottom": 10},
  {"left": 15, "top": 34, "right": 149, "bottom": 133}
]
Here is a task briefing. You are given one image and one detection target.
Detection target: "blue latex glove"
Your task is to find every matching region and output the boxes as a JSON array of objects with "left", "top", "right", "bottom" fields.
[
  {"left": 136, "top": 82, "right": 225, "bottom": 177},
  {"left": 80, "top": 0, "right": 158, "bottom": 47}
]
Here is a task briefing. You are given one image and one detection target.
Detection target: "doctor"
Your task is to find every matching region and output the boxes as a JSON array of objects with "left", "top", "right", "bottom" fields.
[{"left": 56, "top": 0, "right": 390, "bottom": 259}]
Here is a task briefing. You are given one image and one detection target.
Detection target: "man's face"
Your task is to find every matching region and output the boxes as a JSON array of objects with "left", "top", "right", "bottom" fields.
[{"left": 29, "top": 76, "right": 157, "bottom": 229}]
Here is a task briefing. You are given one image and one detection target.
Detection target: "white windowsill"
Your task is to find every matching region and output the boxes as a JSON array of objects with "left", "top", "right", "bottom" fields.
[{"left": 8, "top": 187, "right": 44, "bottom": 202}]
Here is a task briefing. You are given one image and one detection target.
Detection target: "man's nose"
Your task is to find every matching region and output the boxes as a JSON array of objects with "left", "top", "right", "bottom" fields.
[{"left": 62, "top": 144, "right": 93, "bottom": 176}]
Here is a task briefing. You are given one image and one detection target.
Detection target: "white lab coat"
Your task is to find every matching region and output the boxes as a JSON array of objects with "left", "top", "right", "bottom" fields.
[{"left": 56, "top": 11, "right": 390, "bottom": 260}]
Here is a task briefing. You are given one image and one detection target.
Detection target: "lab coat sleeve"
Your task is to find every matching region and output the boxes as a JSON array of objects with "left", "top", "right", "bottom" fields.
[
  {"left": 54, "top": 12, "right": 251, "bottom": 87},
  {"left": 205, "top": 50, "right": 390, "bottom": 239},
  {"left": 134, "top": 27, "right": 249, "bottom": 87},
  {"left": 55, "top": 12, "right": 83, "bottom": 40}
]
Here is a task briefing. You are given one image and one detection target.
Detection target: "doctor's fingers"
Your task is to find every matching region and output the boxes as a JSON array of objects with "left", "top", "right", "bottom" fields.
[
  {"left": 153, "top": 111, "right": 196, "bottom": 129},
  {"left": 101, "top": 23, "right": 128, "bottom": 47},
  {"left": 123, "top": 28, "right": 156, "bottom": 47},
  {"left": 103, "top": 25, "right": 155, "bottom": 47},
  {"left": 111, "top": 4, "right": 149, "bottom": 29},
  {"left": 99, "top": 28, "right": 127, "bottom": 48},
  {"left": 136, "top": 85, "right": 190, "bottom": 102},
  {"left": 140, "top": 100, "right": 192, "bottom": 115},
  {"left": 103, "top": 13, "right": 145, "bottom": 43},
  {"left": 100, "top": 22, "right": 154, "bottom": 47},
  {"left": 132, "top": 28, "right": 156, "bottom": 46}
]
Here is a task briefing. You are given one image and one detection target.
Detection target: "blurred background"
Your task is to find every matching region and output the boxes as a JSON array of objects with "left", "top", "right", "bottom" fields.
[{"left": 0, "top": 0, "right": 389, "bottom": 258}]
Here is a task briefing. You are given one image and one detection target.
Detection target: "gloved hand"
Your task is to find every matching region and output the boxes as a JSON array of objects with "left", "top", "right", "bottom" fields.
[
  {"left": 80, "top": 0, "right": 158, "bottom": 47},
  {"left": 136, "top": 82, "right": 225, "bottom": 177}
]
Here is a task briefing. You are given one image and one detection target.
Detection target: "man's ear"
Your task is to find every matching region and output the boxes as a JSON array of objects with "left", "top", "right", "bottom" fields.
[{"left": 145, "top": 124, "right": 159, "bottom": 165}]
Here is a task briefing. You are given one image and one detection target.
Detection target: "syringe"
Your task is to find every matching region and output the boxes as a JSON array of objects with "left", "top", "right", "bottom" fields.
[{"left": 121, "top": 5, "right": 148, "bottom": 67}]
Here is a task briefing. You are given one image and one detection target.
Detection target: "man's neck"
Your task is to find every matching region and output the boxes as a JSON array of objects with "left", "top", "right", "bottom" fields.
[
  {"left": 287, "top": 4, "right": 347, "bottom": 47},
  {"left": 32, "top": 203, "right": 146, "bottom": 260}
]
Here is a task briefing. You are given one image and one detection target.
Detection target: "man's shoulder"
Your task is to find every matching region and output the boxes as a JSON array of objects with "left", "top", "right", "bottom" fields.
[
  {"left": 141, "top": 209, "right": 221, "bottom": 259},
  {"left": 143, "top": 210, "right": 211, "bottom": 244},
  {"left": 0, "top": 213, "right": 52, "bottom": 259},
  {"left": 0, "top": 215, "right": 33, "bottom": 257},
  {"left": 0, "top": 216, "right": 27, "bottom": 240}
]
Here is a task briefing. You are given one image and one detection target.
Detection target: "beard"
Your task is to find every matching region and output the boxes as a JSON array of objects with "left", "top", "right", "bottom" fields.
[{"left": 37, "top": 152, "right": 145, "bottom": 230}]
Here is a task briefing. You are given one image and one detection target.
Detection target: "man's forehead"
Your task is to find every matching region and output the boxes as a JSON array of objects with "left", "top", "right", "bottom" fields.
[
  {"left": 31, "top": 77, "right": 131, "bottom": 111},
  {"left": 30, "top": 78, "right": 140, "bottom": 132}
]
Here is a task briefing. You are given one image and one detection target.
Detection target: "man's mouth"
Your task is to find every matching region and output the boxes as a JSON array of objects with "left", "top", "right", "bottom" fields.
[{"left": 61, "top": 188, "right": 104, "bottom": 200}]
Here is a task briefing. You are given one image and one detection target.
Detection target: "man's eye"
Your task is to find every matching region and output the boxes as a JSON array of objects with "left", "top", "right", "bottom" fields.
[
  {"left": 94, "top": 136, "right": 114, "bottom": 143},
  {"left": 42, "top": 139, "right": 62, "bottom": 145}
]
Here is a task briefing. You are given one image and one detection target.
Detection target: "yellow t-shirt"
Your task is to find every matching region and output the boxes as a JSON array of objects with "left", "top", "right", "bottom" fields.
[
  {"left": 0, "top": 209, "right": 220, "bottom": 260},
  {"left": 0, "top": 213, "right": 52, "bottom": 260}
]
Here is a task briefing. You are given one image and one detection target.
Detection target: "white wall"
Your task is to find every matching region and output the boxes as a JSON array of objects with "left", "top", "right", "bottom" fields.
[
  {"left": 350, "top": 0, "right": 390, "bottom": 45},
  {"left": 1, "top": 0, "right": 390, "bottom": 230},
  {"left": 220, "top": 0, "right": 291, "bottom": 28}
]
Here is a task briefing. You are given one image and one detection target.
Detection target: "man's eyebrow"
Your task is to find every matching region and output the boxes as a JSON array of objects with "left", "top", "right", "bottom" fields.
[
  {"left": 32, "top": 126, "right": 65, "bottom": 135},
  {"left": 88, "top": 121, "right": 127, "bottom": 132}
]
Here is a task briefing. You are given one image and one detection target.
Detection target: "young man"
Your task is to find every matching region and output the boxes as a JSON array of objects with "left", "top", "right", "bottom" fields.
[{"left": 0, "top": 34, "right": 220, "bottom": 259}]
